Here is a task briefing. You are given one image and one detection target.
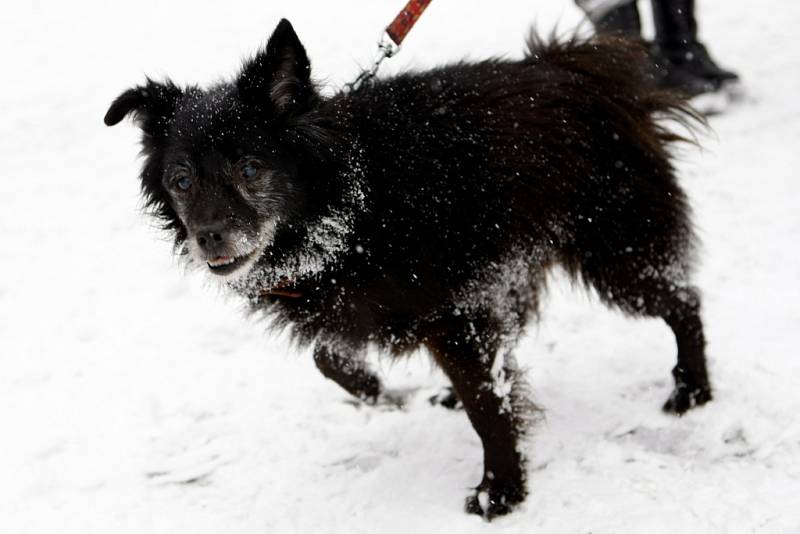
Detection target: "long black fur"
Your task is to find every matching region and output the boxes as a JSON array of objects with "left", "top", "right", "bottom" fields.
[{"left": 106, "top": 20, "right": 712, "bottom": 519}]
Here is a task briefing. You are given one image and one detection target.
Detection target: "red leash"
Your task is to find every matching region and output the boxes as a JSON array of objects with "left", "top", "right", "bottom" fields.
[
  {"left": 386, "top": 0, "right": 433, "bottom": 46},
  {"left": 346, "top": 0, "right": 434, "bottom": 91}
]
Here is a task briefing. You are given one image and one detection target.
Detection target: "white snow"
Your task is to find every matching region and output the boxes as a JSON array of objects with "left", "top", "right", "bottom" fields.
[{"left": 2, "top": 1, "right": 799, "bottom": 532}]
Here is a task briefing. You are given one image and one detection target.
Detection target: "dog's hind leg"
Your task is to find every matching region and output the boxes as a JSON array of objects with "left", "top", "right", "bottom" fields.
[
  {"left": 425, "top": 315, "right": 529, "bottom": 519},
  {"left": 656, "top": 285, "right": 712, "bottom": 414},
  {"left": 313, "top": 345, "right": 382, "bottom": 404},
  {"left": 568, "top": 159, "right": 712, "bottom": 415},
  {"left": 581, "top": 257, "right": 712, "bottom": 415}
]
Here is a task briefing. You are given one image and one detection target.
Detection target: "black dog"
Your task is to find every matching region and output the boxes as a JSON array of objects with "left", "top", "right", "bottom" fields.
[{"left": 105, "top": 19, "right": 711, "bottom": 518}]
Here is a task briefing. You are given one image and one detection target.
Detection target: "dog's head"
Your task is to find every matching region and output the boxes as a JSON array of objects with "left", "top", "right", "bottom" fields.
[{"left": 105, "top": 19, "right": 328, "bottom": 279}]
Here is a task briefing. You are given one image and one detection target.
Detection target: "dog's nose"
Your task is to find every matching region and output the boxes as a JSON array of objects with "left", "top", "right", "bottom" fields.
[{"left": 195, "top": 223, "right": 226, "bottom": 250}]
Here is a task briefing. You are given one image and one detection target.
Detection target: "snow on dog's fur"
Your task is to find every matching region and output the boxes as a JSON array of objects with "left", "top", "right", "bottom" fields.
[{"left": 105, "top": 19, "right": 711, "bottom": 519}]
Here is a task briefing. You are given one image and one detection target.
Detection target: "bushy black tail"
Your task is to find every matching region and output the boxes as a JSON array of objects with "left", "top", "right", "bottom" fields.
[{"left": 525, "top": 32, "right": 704, "bottom": 151}]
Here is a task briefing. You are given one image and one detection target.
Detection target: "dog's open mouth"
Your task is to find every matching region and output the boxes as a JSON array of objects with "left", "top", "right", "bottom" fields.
[{"left": 207, "top": 252, "right": 253, "bottom": 275}]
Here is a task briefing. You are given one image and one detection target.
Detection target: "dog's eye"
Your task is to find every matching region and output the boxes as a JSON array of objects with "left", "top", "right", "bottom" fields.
[
  {"left": 176, "top": 175, "right": 193, "bottom": 191},
  {"left": 241, "top": 161, "right": 261, "bottom": 179}
]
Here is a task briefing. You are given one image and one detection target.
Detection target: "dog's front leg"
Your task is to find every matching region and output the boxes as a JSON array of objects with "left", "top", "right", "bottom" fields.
[
  {"left": 426, "top": 319, "right": 528, "bottom": 520},
  {"left": 313, "top": 344, "right": 383, "bottom": 404}
]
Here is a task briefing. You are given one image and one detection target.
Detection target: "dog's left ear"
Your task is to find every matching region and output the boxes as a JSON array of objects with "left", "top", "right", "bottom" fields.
[
  {"left": 238, "top": 19, "right": 312, "bottom": 117},
  {"left": 104, "top": 79, "right": 183, "bottom": 142}
]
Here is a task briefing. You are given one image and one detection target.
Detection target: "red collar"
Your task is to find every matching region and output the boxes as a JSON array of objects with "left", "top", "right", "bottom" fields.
[{"left": 259, "top": 278, "right": 303, "bottom": 299}]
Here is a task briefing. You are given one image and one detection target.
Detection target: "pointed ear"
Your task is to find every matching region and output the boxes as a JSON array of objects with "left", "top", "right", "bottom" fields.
[
  {"left": 238, "top": 19, "right": 312, "bottom": 116},
  {"left": 104, "top": 79, "right": 182, "bottom": 138}
]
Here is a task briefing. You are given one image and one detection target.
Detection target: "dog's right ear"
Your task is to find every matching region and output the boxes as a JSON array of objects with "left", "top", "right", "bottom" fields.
[
  {"left": 104, "top": 79, "right": 182, "bottom": 138},
  {"left": 238, "top": 19, "right": 313, "bottom": 118}
]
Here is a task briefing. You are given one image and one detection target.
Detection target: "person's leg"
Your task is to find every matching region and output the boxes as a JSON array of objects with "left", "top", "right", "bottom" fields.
[
  {"left": 575, "top": 0, "right": 641, "bottom": 35},
  {"left": 577, "top": 0, "right": 712, "bottom": 96},
  {"left": 651, "top": 0, "right": 739, "bottom": 88}
]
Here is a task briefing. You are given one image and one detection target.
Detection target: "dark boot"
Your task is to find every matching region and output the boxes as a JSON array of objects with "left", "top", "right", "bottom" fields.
[
  {"left": 651, "top": 0, "right": 739, "bottom": 90},
  {"left": 648, "top": 46, "right": 719, "bottom": 96}
]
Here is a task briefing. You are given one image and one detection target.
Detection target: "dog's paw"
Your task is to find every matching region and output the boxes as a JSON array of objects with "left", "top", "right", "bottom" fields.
[
  {"left": 346, "top": 387, "right": 414, "bottom": 410},
  {"left": 464, "top": 482, "right": 525, "bottom": 520},
  {"left": 428, "top": 386, "right": 462, "bottom": 410},
  {"left": 662, "top": 383, "right": 712, "bottom": 415},
  {"left": 376, "top": 388, "right": 413, "bottom": 409}
]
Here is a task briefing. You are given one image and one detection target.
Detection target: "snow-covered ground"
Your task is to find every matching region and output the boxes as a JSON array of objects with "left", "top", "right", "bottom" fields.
[{"left": 1, "top": 1, "right": 799, "bottom": 532}]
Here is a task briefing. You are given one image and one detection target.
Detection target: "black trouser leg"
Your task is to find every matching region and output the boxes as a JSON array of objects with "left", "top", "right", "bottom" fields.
[{"left": 652, "top": 0, "right": 697, "bottom": 47}]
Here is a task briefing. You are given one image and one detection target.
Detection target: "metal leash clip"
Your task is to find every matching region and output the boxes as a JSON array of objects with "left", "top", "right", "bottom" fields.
[
  {"left": 345, "top": 32, "right": 399, "bottom": 93},
  {"left": 344, "top": 0, "right": 433, "bottom": 92}
]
